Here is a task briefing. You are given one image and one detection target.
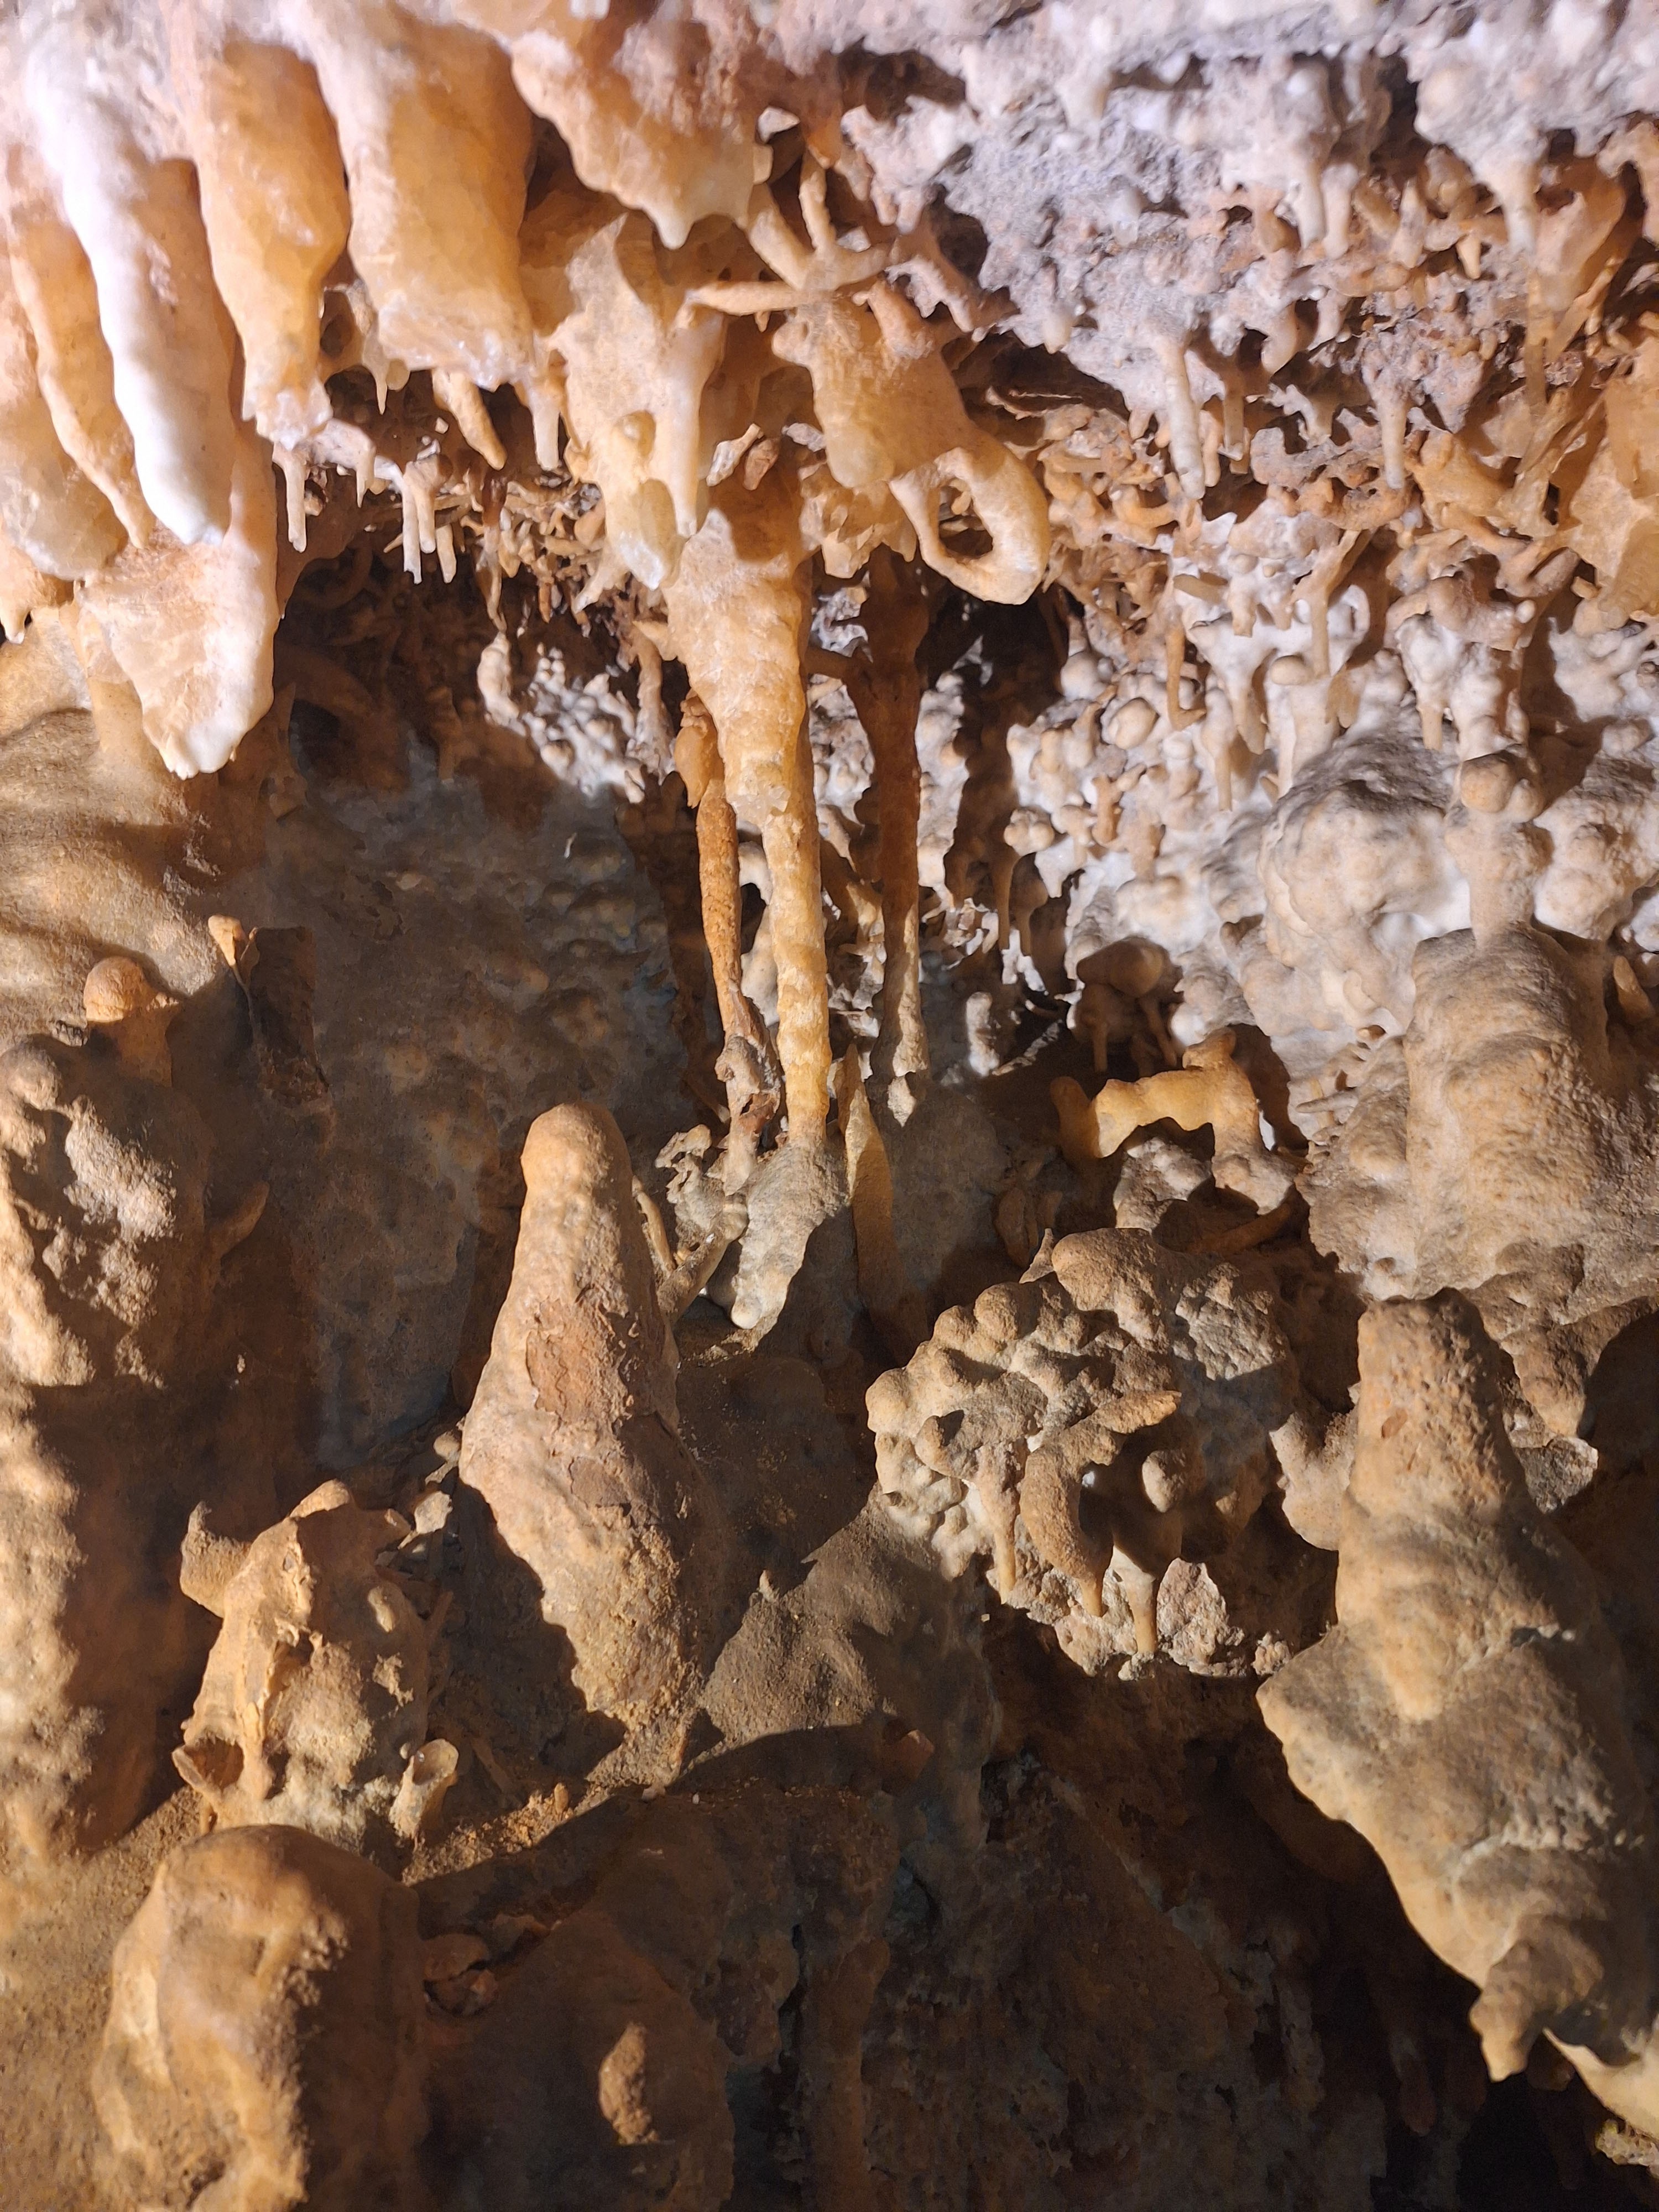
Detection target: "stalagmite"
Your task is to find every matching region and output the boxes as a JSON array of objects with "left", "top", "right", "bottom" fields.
[
  {"left": 1262, "top": 1297, "right": 1659, "bottom": 2133},
  {"left": 458, "top": 1105, "right": 722, "bottom": 1741},
  {"left": 174, "top": 1480, "right": 457, "bottom": 1860},
  {"left": 94, "top": 1826, "right": 428, "bottom": 2212}
]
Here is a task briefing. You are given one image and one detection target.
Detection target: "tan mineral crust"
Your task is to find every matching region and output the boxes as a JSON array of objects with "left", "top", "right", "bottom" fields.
[{"left": 8, "top": 1, "right": 1659, "bottom": 2205}]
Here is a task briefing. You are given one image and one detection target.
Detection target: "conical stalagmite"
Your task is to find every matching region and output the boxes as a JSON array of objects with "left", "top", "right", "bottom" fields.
[{"left": 459, "top": 1104, "right": 722, "bottom": 1738}]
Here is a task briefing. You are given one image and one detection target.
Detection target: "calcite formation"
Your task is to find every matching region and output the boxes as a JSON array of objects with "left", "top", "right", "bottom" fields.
[
  {"left": 175, "top": 1480, "right": 457, "bottom": 1860},
  {"left": 3, "top": 0, "right": 1659, "bottom": 2205},
  {"left": 93, "top": 1824, "right": 427, "bottom": 2211},
  {"left": 1261, "top": 1296, "right": 1659, "bottom": 2136},
  {"left": 458, "top": 1101, "right": 726, "bottom": 1752},
  {"left": 0, "top": 959, "right": 267, "bottom": 1855},
  {"left": 869, "top": 1225, "right": 1305, "bottom": 1664}
]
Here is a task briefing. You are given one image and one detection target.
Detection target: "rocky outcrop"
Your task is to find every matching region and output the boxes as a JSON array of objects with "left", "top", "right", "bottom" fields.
[
  {"left": 0, "top": 962, "right": 266, "bottom": 1855},
  {"left": 175, "top": 1481, "right": 457, "bottom": 1861},
  {"left": 1261, "top": 1295, "right": 1659, "bottom": 2136},
  {"left": 93, "top": 1824, "right": 427, "bottom": 2212}
]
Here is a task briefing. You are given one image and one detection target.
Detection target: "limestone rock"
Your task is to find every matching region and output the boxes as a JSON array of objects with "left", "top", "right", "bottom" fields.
[
  {"left": 440, "top": 1904, "right": 733, "bottom": 2212},
  {"left": 0, "top": 976, "right": 267, "bottom": 1855},
  {"left": 1261, "top": 1295, "right": 1659, "bottom": 2135},
  {"left": 175, "top": 1480, "right": 455, "bottom": 1861},
  {"left": 1306, "top": 921, "right": 1659, "bottom": 1343},
  {"left": 92, "top": 1824, "right": 427, "bottom": 2212}
]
